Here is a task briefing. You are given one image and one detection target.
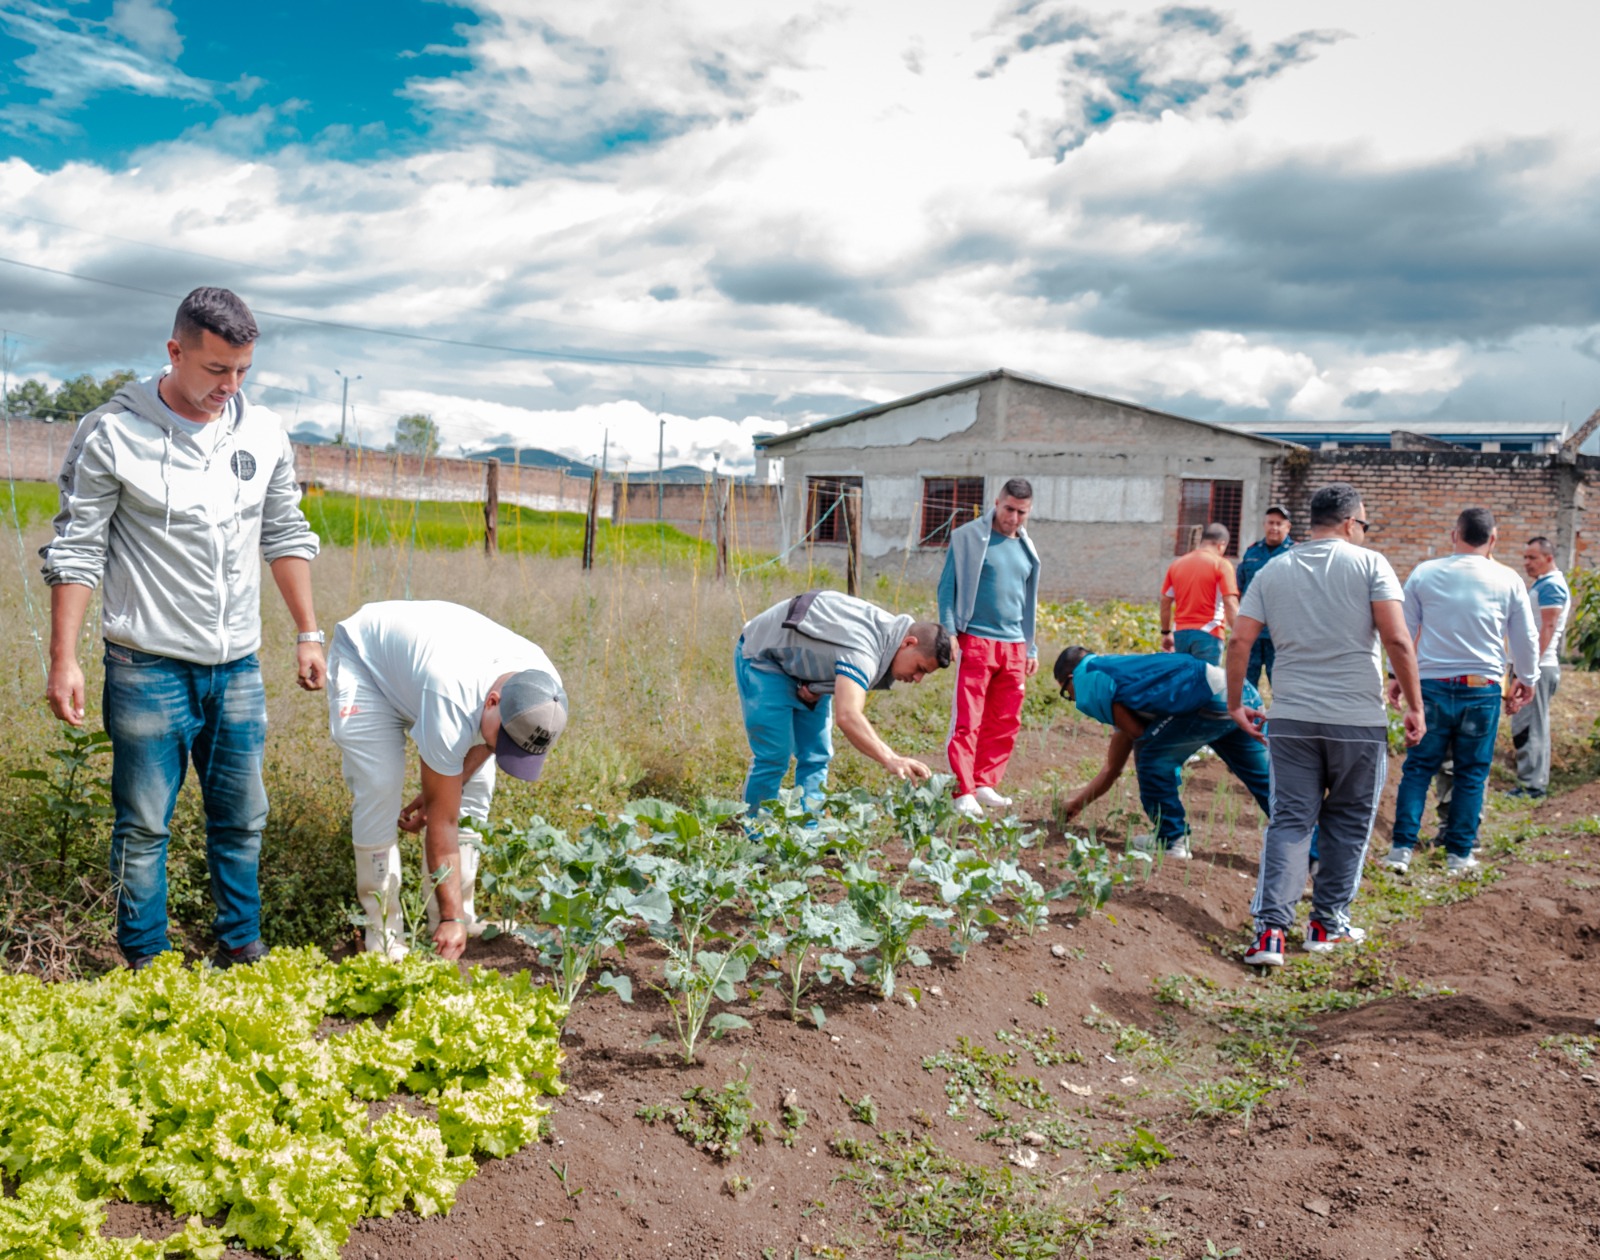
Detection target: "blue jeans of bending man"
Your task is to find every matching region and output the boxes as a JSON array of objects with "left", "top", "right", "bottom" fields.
[
  {"left": 103, "top": 643, "right": 269, "bottom": 961},
  {"left": 1134, "top": 696, "right": 1271, "bottom": 849},
  {"left": 1246, "top": 636, "right": 1275, "bottom": 688},
  {"left": 734, "top": 643, "right": 834, "bottom": 817},
  {"left": 1390, "top": 680, "right": 1503, "bottom": 860},
  {"left": 1173, "top": 629, "right": 1223, "bottom": 665}
]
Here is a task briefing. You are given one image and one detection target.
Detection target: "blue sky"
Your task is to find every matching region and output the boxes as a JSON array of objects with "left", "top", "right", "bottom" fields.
[
  {"left": 2, "top": 0, "right": 1599, "bottom": 470},
  {"left": 0, "top": 1, "right": 476, "bottom": 166}
]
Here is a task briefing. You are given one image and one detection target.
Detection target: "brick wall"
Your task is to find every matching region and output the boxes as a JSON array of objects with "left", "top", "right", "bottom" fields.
[
  {"left": 609, "top": 479, "right": 782, "bottom": 552},
  {"left": 1, "top": 417, "right": 597, "bottom": 516},
  {"left": 1268, "top": 449, "right": 1593, "bottom": 576}
]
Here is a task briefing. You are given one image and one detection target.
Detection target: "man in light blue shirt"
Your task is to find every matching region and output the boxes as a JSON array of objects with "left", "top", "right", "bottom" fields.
[
  {"left": 1509, "top": 536, "right": 1570, "bottom": 798},
  {"left": 1383, "top": 508, "right": 1539, "bottom": 875}
]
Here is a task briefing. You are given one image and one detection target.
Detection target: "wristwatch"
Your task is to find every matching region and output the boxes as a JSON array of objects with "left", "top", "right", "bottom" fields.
[{"left": 296, "top": 630, "right": 326, "bottom": 645}]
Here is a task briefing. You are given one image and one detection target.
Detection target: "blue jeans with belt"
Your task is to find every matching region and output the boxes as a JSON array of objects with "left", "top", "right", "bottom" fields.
[
  {"left": 734, "top": 642, "right": 834, "bottom": 817},
  {"left": 103, "top": 643, "right": 269, "bottom": 960},
  {"left": 1390, "top": 679, "right": 1502, "bottom": 859}
]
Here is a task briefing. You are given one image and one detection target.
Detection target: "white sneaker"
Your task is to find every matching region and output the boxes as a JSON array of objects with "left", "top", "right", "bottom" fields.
[
  {"left": 1382, "top": 847, "right": 1412, "bottom": 873},
  {"left": 1166, "top": 837, "right": 1193, "bottom": 860},
  {"left": 1129, "top": 833, "right": 1158, "bottom": 852},
  {"left": 973, "top": 786, "right": 1013, "bottom": 808},
  {"left": 953, "top": 793, "right": 985, "bottom": 820},
  {"left": 1445, "top": 853, "right": 1480, "bottom": 876}
]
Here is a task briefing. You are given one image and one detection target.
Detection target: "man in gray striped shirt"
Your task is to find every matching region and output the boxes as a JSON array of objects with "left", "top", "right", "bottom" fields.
[{"left": 735, "top": 590, "right": 951, "bottom": 816}]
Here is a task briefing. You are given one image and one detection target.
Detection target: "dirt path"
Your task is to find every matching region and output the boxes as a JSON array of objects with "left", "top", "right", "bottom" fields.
[{"left": 325, "top": 774, "right": 1600, "bottom": 1260}]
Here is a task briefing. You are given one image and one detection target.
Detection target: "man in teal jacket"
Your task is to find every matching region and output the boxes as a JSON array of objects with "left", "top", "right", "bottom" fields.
[{"left": 937, "top": 479, "right": 1041, "bottom": 820}]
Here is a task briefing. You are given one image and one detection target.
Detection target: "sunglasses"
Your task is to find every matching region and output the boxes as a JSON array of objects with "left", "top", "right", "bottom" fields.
[{"left": 1352, "top": 518, "right": 1383, "bottom": 535}]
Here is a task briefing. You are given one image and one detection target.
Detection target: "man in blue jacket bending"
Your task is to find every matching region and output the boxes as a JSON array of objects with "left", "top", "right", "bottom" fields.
[{"left": 1052, "top": 646, "right": 1270, "bottom": 859}]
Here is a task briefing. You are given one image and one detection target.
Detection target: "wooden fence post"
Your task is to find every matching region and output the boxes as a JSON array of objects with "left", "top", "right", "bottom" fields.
[
  {"left": 844, "top": 485, "right": 862, "bottom": 597},
  {"left": 714, "top": 475, "right": 730, "bottom": 581},
  {"left": 582, "top": 469, "right": 601, "bottom": 570},
  {"left": 483, "top": 458, "right": 500, "bottom": 557}
]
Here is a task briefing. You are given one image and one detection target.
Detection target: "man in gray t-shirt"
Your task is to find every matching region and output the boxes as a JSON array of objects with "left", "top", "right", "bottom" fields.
[
  {"left": 1226, "top": 483, "right": 1424, "bottom": 968},
  {"left": 736, "top": 591, "right": 951, "bottom": 816}
]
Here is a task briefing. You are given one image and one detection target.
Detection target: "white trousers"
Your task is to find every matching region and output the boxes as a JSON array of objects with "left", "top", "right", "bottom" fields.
[{"left": 328, "top": 639, "right": 493, "bottom": 956}]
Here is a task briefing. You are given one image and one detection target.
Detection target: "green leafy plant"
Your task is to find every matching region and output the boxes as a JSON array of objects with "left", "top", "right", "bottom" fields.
[
  {"left": 10, "top": 723, "right": 114, "bottom": 881},
  {"left": 1096, "top": 1126, "right": 1173, "bottom": 1171},
  {"left": 836, "top": 857, "right": 948, "bottom": 999},
  {"left": 637, "top": 1069, "right": 769, "bottom": 1162},
  {"left": 0, "top": 948, "right": 563, "bottom": 1259},
  {"left": 644, "top": 855, "right": 759, "bottom": 1062}
]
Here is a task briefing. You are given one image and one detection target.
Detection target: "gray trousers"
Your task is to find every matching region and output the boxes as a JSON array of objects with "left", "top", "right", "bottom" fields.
[
  {"left": 1511, "top": 666, "right": 1559, "bottom": 791},
  {"left": 1252, "top": 719, "right": 1388, "bottom": 933}
]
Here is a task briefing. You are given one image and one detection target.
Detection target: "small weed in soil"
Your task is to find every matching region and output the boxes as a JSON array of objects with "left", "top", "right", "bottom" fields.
[
  {"left": 840, "top": 1092, "right": 879, "bottom": 1127},
  {"left": 829, "top": 1129, "right": 1122, "bottom": 1257},
  {"left": 995, "top": 1024, "right": 1085, "bottom": 1067},
  {"left": 1093, "top": 1125, "right": 1173, "bottom": 1171},
  {"left": 636, "top": 1068, "right": 769, "bottom": 1162},
  {"left": 922, "top": 1035, "right": 1057, "bottom": 1120},
  {"left": 1538, "top": 1032, "right": 1598, "bottom": 1067}
]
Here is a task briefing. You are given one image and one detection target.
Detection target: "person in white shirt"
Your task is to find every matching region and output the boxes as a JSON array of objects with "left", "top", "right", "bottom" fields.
[
  {"left": 1382, "top": 508, "right": 1539, "bottom": 875},
  {"left": 328, "top": 601, "right": 567, "bottom": 959},
  {"left": 1508, "top": 536, "right": 1570, "bottom": 799}
]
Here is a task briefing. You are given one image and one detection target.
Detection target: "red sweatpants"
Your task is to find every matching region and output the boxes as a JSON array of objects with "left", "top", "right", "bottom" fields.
[{"left": 946, "top": 633, "right": 1029, "bottom": 797}]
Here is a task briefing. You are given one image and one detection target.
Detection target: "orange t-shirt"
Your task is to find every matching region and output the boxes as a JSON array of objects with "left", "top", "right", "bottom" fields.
[{"left": 1162, "top": 549, "right": 1239, "bottom": 638}]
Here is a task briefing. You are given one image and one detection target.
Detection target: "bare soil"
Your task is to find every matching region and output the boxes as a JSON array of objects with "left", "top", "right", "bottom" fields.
[
  {"left": 319, "top": 748, "right": 1600, "bottom": 1260},
  {"left": 94, "top": 682, "right": 1600, "bottom": 1260}
]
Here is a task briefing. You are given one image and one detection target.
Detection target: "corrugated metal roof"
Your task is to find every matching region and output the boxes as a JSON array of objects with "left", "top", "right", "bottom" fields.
[{"left": 753, "top": 368, "right": 1297, "bottom": 452}]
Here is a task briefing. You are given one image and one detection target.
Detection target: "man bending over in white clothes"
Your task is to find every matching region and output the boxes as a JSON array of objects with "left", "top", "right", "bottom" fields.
[{"left": 328, "top": 600, "right": 568, "bottom": 959}]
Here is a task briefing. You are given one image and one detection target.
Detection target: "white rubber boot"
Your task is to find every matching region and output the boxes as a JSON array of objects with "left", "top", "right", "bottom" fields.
[
  {"left": 353, "top": 842, "right": 408, "bottom": 959},
  {"left": 424, "top": 837, "right": 482, "bottom": 937}
]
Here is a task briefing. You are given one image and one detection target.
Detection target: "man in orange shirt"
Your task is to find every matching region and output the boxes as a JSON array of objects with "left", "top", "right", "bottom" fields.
[{"left": 1159, "top": 523, "right": 1239, "bottom": 666}]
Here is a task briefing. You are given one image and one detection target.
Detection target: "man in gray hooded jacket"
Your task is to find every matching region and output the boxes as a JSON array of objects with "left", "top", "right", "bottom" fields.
[{"left": 40, "top": 287, "right": 324, "bottom": 970}]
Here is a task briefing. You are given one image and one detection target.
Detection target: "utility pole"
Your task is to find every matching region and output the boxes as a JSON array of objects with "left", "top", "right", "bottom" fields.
[
  {"left": 335, "top": 369, "right": 361, "bottom": 446},
  {"left": 656, "top": 411, "right": 665, "bottom": 522}
]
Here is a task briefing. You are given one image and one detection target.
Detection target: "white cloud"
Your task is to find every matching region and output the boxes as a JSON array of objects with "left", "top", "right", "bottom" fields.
[{"left": 1, "top": 0, "right": 1596, "bottom": 466}]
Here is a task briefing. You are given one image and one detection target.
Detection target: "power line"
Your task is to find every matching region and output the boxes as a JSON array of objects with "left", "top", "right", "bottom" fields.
[{"left": 0, "top": 254, "right": 975, "bottom": 378}]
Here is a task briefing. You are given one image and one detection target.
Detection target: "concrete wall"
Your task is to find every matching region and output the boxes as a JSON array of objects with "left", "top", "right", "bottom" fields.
[
  {"left": 609, "top": 479, "right": 782, "bottom": 552},
  {"left": 1268, "top": 449, "right": 1595, "bottom": 578},
  {"left": 765, "top": 375, "right": 1288, "bottom": 600}
]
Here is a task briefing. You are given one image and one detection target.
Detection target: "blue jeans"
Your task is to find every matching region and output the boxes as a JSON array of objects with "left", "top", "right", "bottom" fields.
[
  {"left": 734, "top": 643, "right": 833, "bottom": 816},
  {"left": 103, "top": 644, "right": 269, "bottom": 959},
  {"left": 1173, "top": 629, "right": 1223, "bottom": 665},
  {"left": 1391, "top": 680, "right": 1502, "bottom": 859},
  {"left": 1134, "top": 685, "right": 1271, "bottom": 846},
  {"left": 1246, "top": 637, "right": 1275, "bottom": 688}
]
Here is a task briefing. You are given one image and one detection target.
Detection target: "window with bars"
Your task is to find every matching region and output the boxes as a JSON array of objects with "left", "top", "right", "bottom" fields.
[
  {"left": 919, "top": 476, "right": 986, "bottom": 547},
  {"left": 1175, "top": 479, "right": 1243, "bottom": 557},
  {"left": 806, "top": 476, "right": 862, "bottom": 544}
]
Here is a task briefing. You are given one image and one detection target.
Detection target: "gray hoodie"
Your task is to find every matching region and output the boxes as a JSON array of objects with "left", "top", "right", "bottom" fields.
[{"left": 39, "top": 371, "right": 319, "bottom": 665}]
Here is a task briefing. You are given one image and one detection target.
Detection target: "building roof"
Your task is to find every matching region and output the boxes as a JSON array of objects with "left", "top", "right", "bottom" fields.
[
  {"left": 752, "top": 368, "right": 1298, "bottom": 453},
  {"left": 1221, "top": 418, "right": 1566, "bottom": 444}
]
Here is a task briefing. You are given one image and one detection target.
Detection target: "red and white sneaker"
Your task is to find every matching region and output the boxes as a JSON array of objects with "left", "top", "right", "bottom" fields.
[
  {"left": 1242, "top": 927, "right": 1286, "bottom": 967},
  {"left": 1304, "top": 921, "right": 1367, "bottom": 953}
]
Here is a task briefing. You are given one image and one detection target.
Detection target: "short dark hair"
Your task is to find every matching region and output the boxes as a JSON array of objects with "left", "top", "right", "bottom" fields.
[
  {"left": 1456, "top": 507, "right": 1495, "bottom": 547},
  {"left": 909, "top": 622, "right": 953, "bottom": 669},
  {"left": 1264, "top": 504, "right": 1290, "bottom": 521},
  {"left": 1526, "top": 535, "right": 1555, "bottom": 557},
  {"left": 1201, "top": 522, "right": 1230, "bottom": 546},
  {"left": 1053, "top": 645, "right": 1092, "bottom": 696},
  {"left": 173, "top": 287, "right": 258, "bottom": 347},
  {"left": 1000, "top": 478, "right": 1033, "bottom": 501},
  {"left": 1309, "top": 482, "right": 1363, "bottom": 528}
]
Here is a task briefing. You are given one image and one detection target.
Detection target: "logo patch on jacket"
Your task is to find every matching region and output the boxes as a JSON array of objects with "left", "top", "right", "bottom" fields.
[{"left": 231, "top": 451, "right": 258, "bottom": 481}]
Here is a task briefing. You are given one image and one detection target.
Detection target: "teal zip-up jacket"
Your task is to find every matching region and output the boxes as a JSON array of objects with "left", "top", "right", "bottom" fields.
[{"left": 936, "top": 509, "right": 1040, "bottom": 658}]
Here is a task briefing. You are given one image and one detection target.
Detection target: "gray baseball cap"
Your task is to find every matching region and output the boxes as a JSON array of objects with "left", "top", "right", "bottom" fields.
[{"left": 494, "top": 668, "right": 568, "bottom": 782}]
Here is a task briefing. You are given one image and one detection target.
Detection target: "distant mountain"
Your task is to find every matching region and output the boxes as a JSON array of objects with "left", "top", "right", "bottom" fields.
[{"left": 465, "top": 445, "right": 719, "bottom": 482}]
